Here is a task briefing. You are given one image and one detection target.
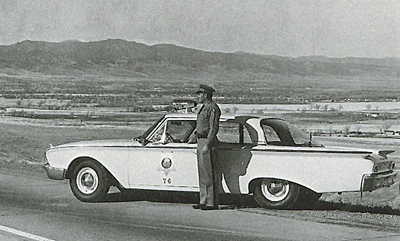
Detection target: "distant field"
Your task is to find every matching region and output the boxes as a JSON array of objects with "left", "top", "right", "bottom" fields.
[
  {"left": 1, "top": 73, "right": 400, "bottom": 107},
  {"left": 1, "top": 71, "right": 399, "bottom": 137},
  {"left": 2, "top": 100, "right": 400, "bottom": 136}
]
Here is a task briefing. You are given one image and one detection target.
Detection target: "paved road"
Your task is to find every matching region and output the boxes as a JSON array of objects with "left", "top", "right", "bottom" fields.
[{"left": 0, "top": 169, "right": 399, "bottom": 241}]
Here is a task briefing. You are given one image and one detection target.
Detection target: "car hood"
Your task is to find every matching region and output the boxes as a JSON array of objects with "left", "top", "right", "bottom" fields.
[{"left": 54, "top": 139, "right": 141, "bottom": 148}]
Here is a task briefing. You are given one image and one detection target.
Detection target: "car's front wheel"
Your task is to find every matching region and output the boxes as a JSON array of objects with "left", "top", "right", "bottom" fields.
[
  {"left": 254, "top": 178, "right": 300, "bottom": 209},
  {"left": 70, "top": 160, "right": 110, "bottom": 202}
]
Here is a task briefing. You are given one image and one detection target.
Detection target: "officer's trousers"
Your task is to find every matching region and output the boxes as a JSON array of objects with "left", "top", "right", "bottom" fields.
[{"left": 197, "top": 138, "right": 219, "bottom": 208}]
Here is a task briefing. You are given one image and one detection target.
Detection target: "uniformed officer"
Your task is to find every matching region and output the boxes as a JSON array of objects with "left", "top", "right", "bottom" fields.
[{"left": 192, "top": 84, "right": 221, "bottom": 210}]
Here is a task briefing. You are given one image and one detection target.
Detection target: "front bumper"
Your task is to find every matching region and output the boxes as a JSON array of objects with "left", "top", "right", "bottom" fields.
[
  {"left": 361, "top": 171, "right": 397, "bottom": 192},
  {"left": 43, "top": 163, "right": 67, "bottom": 180}
]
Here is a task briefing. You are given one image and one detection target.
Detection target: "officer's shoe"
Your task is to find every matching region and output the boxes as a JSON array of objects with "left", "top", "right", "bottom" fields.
[
  {"left": 200, "top": 205, "right": 215, "bottom": 211},
  {"left": 192, "top": 204, "right": 206, "bottom": 209}
]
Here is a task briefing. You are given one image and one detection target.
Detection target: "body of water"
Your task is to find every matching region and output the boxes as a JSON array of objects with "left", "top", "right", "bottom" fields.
[{"left": 220, "top": 101, "right": 400, "bottom": 113}]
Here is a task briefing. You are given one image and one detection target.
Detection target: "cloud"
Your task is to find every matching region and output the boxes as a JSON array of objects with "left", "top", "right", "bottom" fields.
[{"left": 0, "top": 0, "right": 399, "bottom": 58}]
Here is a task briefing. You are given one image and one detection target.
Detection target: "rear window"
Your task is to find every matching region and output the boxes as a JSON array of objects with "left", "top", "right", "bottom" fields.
[{"left": 261, "top": 119, "right": 321, "bottom": 146}]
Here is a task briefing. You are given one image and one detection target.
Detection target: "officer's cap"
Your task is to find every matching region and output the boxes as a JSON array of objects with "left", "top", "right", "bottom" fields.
[{"left": 196, "top": 84, "right": 216, "bottom": 94}]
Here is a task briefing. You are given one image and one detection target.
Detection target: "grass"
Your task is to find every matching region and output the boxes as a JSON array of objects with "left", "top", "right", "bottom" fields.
[{"left": 0, "top": 120, "right": 146, "bottom": 164}]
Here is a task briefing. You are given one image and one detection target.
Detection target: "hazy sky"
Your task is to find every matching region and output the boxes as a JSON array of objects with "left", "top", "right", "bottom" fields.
[{"left": 1, "top": 0, "right": 399, "bottom": 58}]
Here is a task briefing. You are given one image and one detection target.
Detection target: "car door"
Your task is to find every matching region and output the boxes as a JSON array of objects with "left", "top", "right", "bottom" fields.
[
  {"left": 217, "top": 121, "right": 255, "bottom": 194},
  {"left": 128, "top": 118, "right": 199, "bottom": 191}
]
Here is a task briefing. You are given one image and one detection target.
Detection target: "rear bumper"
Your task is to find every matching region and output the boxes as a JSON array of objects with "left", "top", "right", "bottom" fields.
[
  {"left": 361, "top": 171, "right": 397, "bottom": 192},
  {"left": 43, "top": 163, "right": 67, "bottom": 180}
]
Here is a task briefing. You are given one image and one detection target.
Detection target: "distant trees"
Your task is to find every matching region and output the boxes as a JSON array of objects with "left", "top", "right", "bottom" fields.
[
  {"left": 310, "top": 104, "right": 343, "bottom": 112},
  {"left": 379, "top": 121, "right": 394, "bottom": 134},
  {"left": 223, "top": 106, "right": 239, "bottom": 114}
]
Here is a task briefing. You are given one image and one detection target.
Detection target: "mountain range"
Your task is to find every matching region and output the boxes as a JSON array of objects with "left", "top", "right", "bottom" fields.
[{"left": 0, "top": 39, "right": 399, "bottom": 78}]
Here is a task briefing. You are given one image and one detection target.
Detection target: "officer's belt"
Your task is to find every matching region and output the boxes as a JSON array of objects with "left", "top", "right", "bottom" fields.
[{"left": 197, "top": 132, "right": 208, "bottom": 139}]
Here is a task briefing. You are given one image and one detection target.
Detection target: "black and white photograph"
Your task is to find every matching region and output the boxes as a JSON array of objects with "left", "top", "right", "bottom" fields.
[{"left": 1, "top": 0, "right": 400, "bottom": 240}]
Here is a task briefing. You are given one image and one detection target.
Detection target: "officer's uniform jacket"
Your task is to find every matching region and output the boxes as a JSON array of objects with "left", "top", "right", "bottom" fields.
[{"left": 196, "top": 100, "right": 221, "bottom": 146}]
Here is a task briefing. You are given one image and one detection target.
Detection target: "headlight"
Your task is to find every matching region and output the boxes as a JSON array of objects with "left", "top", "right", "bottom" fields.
[{"left": 373, "top": 165, "right": 379, "bottom": 172}]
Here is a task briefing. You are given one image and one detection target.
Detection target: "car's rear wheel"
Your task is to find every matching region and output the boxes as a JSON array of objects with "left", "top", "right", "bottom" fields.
[
  {"left": 254, "top": 178, "right": 300, "bottom": 209},
  {"left": 70, "top": 160, "right": 110, "bottom": 202}
]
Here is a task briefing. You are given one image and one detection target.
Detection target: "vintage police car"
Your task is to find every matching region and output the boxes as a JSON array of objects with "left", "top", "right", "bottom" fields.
[{"left": 44, "top": 113, "right": 398, "bottom": 209}]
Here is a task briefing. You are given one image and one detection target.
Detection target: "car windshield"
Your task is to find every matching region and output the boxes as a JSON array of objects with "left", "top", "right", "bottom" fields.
[
  {"left": 261, "top": 119, "right": 322, "bottom": 147},
  {"left": 136, "top": 116, "right": 165, "bottom": 141}
]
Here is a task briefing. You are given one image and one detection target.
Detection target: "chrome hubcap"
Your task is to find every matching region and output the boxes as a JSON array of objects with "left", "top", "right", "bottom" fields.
[
  {"left": 260, "top": 179, "right": 290, "bottom": 201},
  {"left": 76, "top": 167, "right": 99, "bottom": 194}
]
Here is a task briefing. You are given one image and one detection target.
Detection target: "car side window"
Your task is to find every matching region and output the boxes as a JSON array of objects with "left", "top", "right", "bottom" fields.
[
  {"left": 148, "top": 122, "right": 166, "bottom": 143},
  {"left": 217, "top": 122, "right": 252, "bottom": 144},
  {"left": 166, "top": 120, "right": 196, "bottom": 143},
  {"left": 243, "top": 126, "right": 252, "bottom": 144},
  {"left": 218, "top": 122, "right": 238, "bottom": 143},
  {"left": 262, "top": 125, "right": 282, "bottom": 145},
  {"left": 261, "top": 120, "right": 296, "bottom": 146}
]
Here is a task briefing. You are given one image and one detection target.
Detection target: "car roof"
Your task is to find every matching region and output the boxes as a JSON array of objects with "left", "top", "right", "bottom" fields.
[{"left": 164, "top": 113, "right": 281, "bottom": 122}]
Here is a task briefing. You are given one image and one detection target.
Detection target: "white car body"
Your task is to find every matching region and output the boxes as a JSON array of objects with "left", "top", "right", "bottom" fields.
[{"left": 44, "top": 114, "right": 398, "bottom": 209}]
